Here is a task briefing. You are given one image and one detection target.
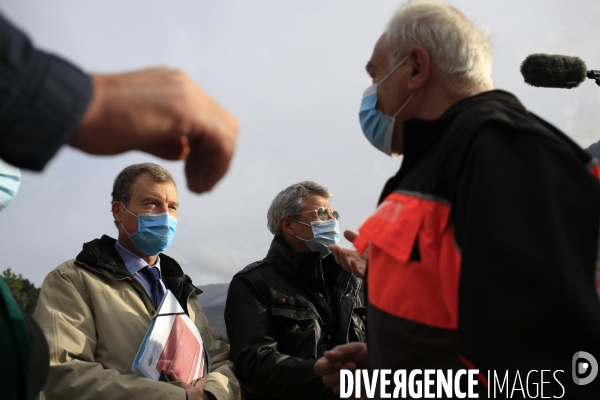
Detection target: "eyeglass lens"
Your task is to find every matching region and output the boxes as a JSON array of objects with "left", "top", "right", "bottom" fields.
[{"left": 316, "top": 208, "right": 340, "bottom": 220}]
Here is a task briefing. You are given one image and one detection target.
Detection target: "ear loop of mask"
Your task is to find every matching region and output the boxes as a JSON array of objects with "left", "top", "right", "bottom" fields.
[
  {"left": 379, "top": 55, "right": 409, "bottom": 86},
  {"left": 120, "top": 202, "right": 137, "bottom": 236},
  {"left": 292, "top": 219, "right": 312, "bottom": 242},
  {"left": 381, "top": 54, "right": 415, "bottom": 119},
  {"left": 377, "top": 54, "right": 416, "bottom": 120},
  {"left": 393, "top": 92, "right": 416, "bottom": 118}
]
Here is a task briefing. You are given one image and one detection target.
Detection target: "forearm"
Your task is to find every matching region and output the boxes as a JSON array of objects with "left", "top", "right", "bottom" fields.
[{"left": 44, "top": 361, "right": 186, "bottom": 400}]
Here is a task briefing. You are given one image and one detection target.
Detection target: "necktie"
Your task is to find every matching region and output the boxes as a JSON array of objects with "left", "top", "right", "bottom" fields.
[{"left": 141, "top": 266, "right": 165, "bottom": 307}]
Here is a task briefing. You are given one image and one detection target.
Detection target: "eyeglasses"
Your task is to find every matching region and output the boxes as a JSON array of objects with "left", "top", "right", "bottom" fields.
[{"left": 294, "top": 207, "right": 340, "bottom": 221}]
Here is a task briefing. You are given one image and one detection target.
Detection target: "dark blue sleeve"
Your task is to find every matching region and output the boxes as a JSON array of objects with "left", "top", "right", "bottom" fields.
[{"left": 0, "top": 13, "right": 93, "bottom": 171}]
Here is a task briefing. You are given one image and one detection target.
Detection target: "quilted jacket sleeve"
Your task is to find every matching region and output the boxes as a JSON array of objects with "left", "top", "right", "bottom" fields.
[{"left": 0, "top": 13, "right": 92, "bottom": 171}]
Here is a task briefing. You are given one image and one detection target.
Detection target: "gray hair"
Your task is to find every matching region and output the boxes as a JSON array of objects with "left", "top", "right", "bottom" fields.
[
  {"left": 385, "top": 0, "right": 493, "bottom": 94},
  {"left": 112, "top": 162, "right": 176, "bottom": 206},
  {"left": 267, "top": 181, "right": 332, "bottom": 236}
]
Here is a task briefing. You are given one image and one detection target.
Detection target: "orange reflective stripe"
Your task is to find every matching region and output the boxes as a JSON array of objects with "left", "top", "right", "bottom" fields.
[{"left": 357, "top": 193, "right": 461, "bottom": 329}]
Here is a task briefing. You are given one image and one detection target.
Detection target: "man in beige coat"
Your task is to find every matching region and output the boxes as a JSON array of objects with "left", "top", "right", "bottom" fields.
[{"left": 34, "top": 163, "right": 238, "bottom": 400}]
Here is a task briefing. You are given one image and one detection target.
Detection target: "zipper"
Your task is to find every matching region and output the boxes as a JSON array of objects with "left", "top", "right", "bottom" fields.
[
  {"left": 344, "top": 284, "right": 363, "bottom": 342},
  {"left": 316, "top": 260, "right": 334, "bottom": 324},
  {"left": 337, "top": 271, "right": 352, "bottom": 341}
]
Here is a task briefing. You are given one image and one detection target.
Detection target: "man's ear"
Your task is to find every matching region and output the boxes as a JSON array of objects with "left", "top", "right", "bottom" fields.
[
  {"left": 279, "top": 217, "right": 296, "bottom": 236},
  {"left": 407, "top": 46, "right": 430, "bottom": 91},
  {"left": 112, "top": 201, "right": 123, "bottom": 225}
]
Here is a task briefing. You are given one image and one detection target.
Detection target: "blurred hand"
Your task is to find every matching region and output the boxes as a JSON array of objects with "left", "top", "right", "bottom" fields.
[
  {"left": 168, "top": 372, "right": 215, "bottom": 400},
  {"left": 72, "top": 67, "right": 239, "bottom": 194},
  {"left": 329, "top": 230, "right": 367, "bottom": 279},
  {"left": 314, "top": 342, "right": 369, "bottom": 396}
]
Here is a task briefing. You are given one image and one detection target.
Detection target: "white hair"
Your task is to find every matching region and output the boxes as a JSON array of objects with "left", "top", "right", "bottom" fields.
[
  {"left": 267, "top": 181, "right": 332, "bottom": 236},
  {"left": 385, "top": 0, "right": 493, "bottom": 94}
]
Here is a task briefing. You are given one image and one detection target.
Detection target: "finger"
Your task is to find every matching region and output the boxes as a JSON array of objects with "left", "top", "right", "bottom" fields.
[
  {"left": 185, "top": 134, "right": 231, "bottom": 194},
  {"left": 341, "top": 249, "right": 359, "bottom": 274},
  {"left": 322, "top": 370, "right": 341, "bottom": 389},
  {"left": 348, "top": 258, "right": 365, "bottom": 280},
  {"left": 325, "top": 343, "right": 368, "bottom": 363},
  {"left": 344, "top": 230, "right": 358, "bottom": 243},
  {"left": 169, "top": 371, "right": 193, "bottom": 389},
  {"left": 314, "top": 358, "right": 342, "bottom": 376},
  {"left": 323, "top": 350, "right": 346, "bottom": 362}
]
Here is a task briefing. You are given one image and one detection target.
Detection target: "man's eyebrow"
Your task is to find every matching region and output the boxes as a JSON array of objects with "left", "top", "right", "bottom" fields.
[{"left": 139, "top": 194, "right": 164, "bottom": 203}]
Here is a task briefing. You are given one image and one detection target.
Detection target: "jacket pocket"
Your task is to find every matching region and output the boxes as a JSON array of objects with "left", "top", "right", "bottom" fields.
[
  {"left": 356, "top": 192, "right": 460, "bottom": 330},
  {"left": 271, "top": 306, "right": 319, "bottom": 359}
]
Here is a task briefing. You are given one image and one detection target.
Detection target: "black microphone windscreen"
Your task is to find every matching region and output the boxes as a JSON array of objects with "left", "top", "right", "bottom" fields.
[{"left": 520, "top": 54, "right": 587, "bottom": 88}]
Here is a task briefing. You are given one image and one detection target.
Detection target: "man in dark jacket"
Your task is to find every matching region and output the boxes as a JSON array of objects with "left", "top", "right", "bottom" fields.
[
  {"left": 225, "top": 181, "right": 366, "bottom": 400},
  {"left": 315, "top": 1, "right": 600, "bottom": 398}
]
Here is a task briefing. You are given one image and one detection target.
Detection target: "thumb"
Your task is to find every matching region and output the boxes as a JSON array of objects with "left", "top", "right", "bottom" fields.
[{"left": 344, "top": 230, "right": 358, "bottom": 243}]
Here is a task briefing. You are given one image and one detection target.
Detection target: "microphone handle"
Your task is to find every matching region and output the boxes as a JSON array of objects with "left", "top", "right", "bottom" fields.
[{"left": 587, "top": 70, "right": 600, "bottom": 86}]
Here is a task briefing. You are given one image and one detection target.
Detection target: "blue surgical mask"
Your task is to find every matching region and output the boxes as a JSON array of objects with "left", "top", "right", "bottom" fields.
[
  {"left": 359, "top": 55, "right": 415, "bottom": 156},
  {"left": 295, "top": 218, "right": 341, "bottom": 258},
  {"left": 0, "top": 159, "right": 21, "bottom": 211},
  {"left": 121, "top": 203, "right": 177, "bottom": 255}
]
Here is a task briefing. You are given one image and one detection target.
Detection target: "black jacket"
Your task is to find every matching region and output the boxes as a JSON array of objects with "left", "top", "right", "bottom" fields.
[
  {"left": 355, "top": 90, "right": 600, "bottom": 398},
  {"left": 225, "top": 236, "right": 366, "bottom": 400}
]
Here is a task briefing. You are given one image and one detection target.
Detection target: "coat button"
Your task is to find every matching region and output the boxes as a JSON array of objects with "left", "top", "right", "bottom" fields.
[
  {"left": 327, "top": 335, "right": 332, "bottom": 340},
  {"left": 316, "top": 293, "right": 324, "bottom": 299}
]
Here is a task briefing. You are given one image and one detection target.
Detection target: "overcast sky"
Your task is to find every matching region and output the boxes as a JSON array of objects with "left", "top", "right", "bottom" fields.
[{"left": 1, "top": 0, "right": 599, "bottom": 288}]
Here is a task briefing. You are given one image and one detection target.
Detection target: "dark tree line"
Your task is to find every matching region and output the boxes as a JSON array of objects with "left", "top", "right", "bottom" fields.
[{"left": 2, "top": 268, "right": 40, "bottom": 315}]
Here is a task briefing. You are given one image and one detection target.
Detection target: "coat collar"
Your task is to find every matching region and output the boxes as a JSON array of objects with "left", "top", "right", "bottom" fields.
[
  {"left": 75, "top": 235, "right": 200, "bottom": 310},
  {"left": 266, "top": 235, "right": 345, "bottom": 283},
  {"left": 379, "top": 90, "right": 523, "bottom": 203}
]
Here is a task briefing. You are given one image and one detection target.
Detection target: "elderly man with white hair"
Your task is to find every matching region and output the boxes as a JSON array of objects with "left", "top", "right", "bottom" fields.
[
  {"left": 225, "top": 181, "right": 366, "bottom": 400},
  {"left": 315, "top": 0, "right": 600, "bottom": 398}
]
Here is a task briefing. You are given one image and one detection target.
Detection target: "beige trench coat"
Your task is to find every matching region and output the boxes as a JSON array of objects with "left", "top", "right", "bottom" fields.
[{"left": 34, "top": 258, "right": 238, "bottom": 400}]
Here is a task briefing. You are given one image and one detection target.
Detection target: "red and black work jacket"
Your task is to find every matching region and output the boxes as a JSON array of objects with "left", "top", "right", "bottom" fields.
[{"left": 355, "top": 90, "right": 600, "bottom": 398}]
